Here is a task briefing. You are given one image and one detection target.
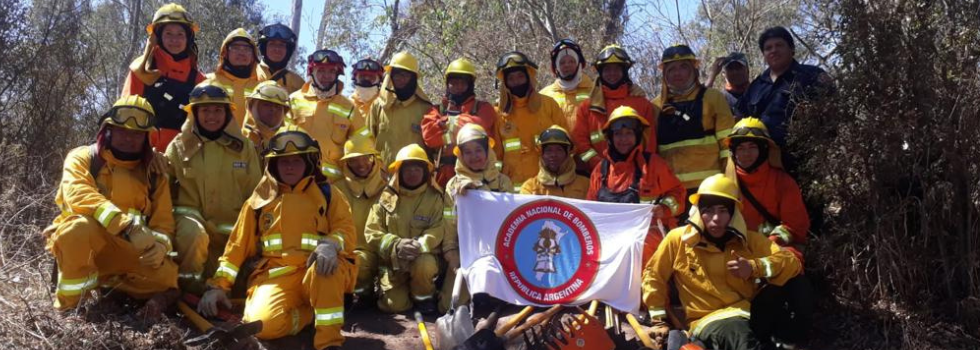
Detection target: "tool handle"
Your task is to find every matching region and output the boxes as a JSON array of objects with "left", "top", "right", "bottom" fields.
[
  {"left": 177, "top": 300, "right": 214, "bottom": 332},
  {"left": 495, "top": 305, "right": 534, "bottom": 337},
  {"left": 414, "top": 311, "right": 434, "bottom": 350},
  {"left": 625, "top": 313, "right": 656, "bottom": 348},
  {"left": 505, "top": 305, "right": 563, "bottom": 341},
  {"left": 586, "top": 300, "right": 600, "bottom": 316}
]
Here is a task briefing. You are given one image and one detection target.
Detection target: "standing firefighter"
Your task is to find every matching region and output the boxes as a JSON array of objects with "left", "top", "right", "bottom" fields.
[
  {"left": 208, "top": 28, "right": 262, "bottom": 128},
  {"left": 494, "top": 51, "right": 567, "bottom": 189},
  {"left": 439, "top": 124, "right": 513, "bottom": 313},
  {"left": 289, "top": 49, "right": 366, "bottom": 182},
  {"left": 642, "top": 174, "right": 804, "bottom": 350},
  {"left": 654, "top": 44, "right": 734, "bottom": 195},
  {"left": 123, "top": 3, "right": 206, "bottom": 151},
  {"left": 519, "top": 125, "right": 591, "bottom": 199},
  {"left": 367, "top": 52, "right": 434, "bottom": 167},
  {"left": 242, "top": 80, "right": 292, "bottom": 156},
  {"left": 334, "top": 135, "right": 387, "bottom": 305},
  {"left": 364, "top": 144, "right": 446, "bottom": 314},
  {"left": 165, "top": 83, "right": 262, "bottom": 294},
  {"left": 199, "top": 127, "right": 356, "bottom": 350},
  {"left": 586, "top": 106, "right": 685, "bottom": 263},
  {"left": 44, "top": 95, "right": 177, "bottom": 312},
  {"left": 350, "top": 58, "right": 385, "bottom": 123},
  {"left": 256, "top": 23, "right": 305, "bottom": 93},
  {"left": 573, "top": 44, "right": 658, "bottom": 172},
  {"left": 539, "top": 39, "right": 594, "bottom": 127},
  {"left": 422, "top": 58, "right": 499, "bottom": 187}
]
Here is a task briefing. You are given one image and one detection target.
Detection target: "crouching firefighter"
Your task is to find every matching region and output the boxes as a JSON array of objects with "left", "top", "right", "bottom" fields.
[
  {"left": 44, "top": 95, "right": 178, "bottom": 311},
  {"left": 199, "top": 127, "right": 356, "bottom": 350}
]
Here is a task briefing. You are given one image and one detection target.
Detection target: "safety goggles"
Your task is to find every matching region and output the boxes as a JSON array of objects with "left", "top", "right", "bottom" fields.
[
  {"left": 552, "top": 39, "right": 580, "bottom": 53},
  {"left": 496, "top": 52, "right": 537, "bottom": 71},
  {"left": 537, "top": 128, "right": 572, "bottom": 146},
  {"left": 596, "top": 46, "right": 632, "bottom": 65},
  {"left": 259, "top": 24, "right": 296, "bottom": 41},
  {"left": 352, "top": 59, "right": 383, "bottom": 73},
  {"left": 310, "top": 50, "right": 345, "bottom": 66},
  {"left": 267, "top": 131, "right": 318, "bottom": 156},
  {"left": 608, "top": 118, "right": 641, "bottom": 131},
  {"left": 153, "top": 11, "right": 193, "bottom": 24},
  {"left": 190, "top": 85, "right": 229, "bottom": 100},
  {"left": 730, "top": 126, "right": 771, "bottom": 139},
  {"left": 103, "top": 106, "right": 155, "bottom": 130},
  {"left": 251, "top": 84, "right": 288, "bottom": 103}
]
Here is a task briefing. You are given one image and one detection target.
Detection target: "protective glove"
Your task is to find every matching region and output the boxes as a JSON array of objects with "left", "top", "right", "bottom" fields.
[
  {"left": 395, "top": 238, "right": 422, "bottom": 262},
  {"left": 444, "top": 250, "right": 460, "bottom": 273},
  {"left": 198, "top": 288, "right": 231, "bottom": 318},
  {"left": 768, "top": 225, "right": 792, "bottom": 246},
  {"left": 648, "top": 319, "right": 670, "bottom": 350},
  {"left": 307, "top": 239, "right": 340, "bottom": 276},
  {"left": 139, "top": 242, "right": 167, "bottom": 268},
  {"left": 126, "top": 222, "right": 156, "bottom": 252}
]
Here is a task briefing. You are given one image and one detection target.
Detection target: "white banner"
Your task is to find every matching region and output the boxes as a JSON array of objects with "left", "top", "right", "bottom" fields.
[{"left": 457, "top": 191, "right": 652, "bottom": 313}]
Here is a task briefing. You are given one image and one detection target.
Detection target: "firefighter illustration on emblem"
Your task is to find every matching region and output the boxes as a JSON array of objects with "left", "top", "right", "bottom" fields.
[{"left": 533, "top": 220, "right": 567, "bottom": 280}]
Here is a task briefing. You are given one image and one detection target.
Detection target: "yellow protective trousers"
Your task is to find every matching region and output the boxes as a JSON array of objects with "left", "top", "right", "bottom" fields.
[
  {"left": 354, "top": 249, "right": 377, "bottom": 296},
  {"left": 173, "top": 213, "right": 232, "bottom": 295},
  {"left": 376, "top": 253, "right": 440, "bottom": 313},
  {"left": 243, "top": 259, "right": 355, "bottom": 349},
  {"left": 46, "top": 215, "right": 178, "bottom": 310}
]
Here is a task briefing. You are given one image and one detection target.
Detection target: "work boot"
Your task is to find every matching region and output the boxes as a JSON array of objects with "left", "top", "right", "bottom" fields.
[
  {"left": 415, "top": 299, "right": 437, "bottom": 316},
  {"left": 139, "top": 288, "right": 180, "bottom": 323}
]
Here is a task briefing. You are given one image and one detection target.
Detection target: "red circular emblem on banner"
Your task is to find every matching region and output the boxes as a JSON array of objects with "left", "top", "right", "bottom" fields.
[{"left": 495, "top": 199, "right": 600, "bottom": 304}]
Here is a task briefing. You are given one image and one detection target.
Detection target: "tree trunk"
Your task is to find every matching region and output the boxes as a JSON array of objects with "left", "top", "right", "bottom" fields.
[{"left": 291, "top": 0, "right": 302, "bottom": 38}]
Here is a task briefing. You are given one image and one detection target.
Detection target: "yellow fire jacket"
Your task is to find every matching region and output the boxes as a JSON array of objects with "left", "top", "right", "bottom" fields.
[
  {"left": 364, "top": 176, "right": 445, "bottom": 264},
  {"left": 207, "top": 29, "right": 262, "bottom": 129},
  {"left": 289, "top": 81, "right": 368, "bottom": 180}
]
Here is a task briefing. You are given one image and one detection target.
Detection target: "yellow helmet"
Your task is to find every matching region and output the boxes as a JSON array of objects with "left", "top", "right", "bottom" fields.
[
  {"left": 101, "top": 95, "right": 156, "bottom": 132},
  {"left": 265, "top": 125, "right": 320, "bottom": 158},
  {"left": 388, "top": 144, "right": 433, "bottom": 173},
  {"left": 689, "top": 174, "right": 741, "bottom": 207},
  {"left": 602, "top": 106, "right": 650, "bottom": 131},
  {"left": 536, "top": 125, "right": 573, "bottom": 150},
  {"left": 386, "top": 51, "right": 419, "bottom": 75},
  {"left": 341, "top": 135, "right": 380, "bottom": 161},
  {"left": 659, "top": 44, "right": 699, "bottom": 68},
  {"left": 594, "top": 44, "right": 634, "bottom": 68},
  {"left": 453, "top": 124, "right": 495, "bottom": 157},
  {"left": 146, "top": 3, "right": 199, "bottom": 35},
  {"left": 495, "top": 51, "right": 538, "bottom": 81},
  {"left": 445, "top": 58, "right": 477, "bottom": 80},
  {"left": 723, "top": 117, "right": 771, "bottom": 146},
  {"left": 184, "top": 83, "right": 233, "bottom": 112},
  {"left": 247, "top": 81, "right": 291, "bottom": 108}
]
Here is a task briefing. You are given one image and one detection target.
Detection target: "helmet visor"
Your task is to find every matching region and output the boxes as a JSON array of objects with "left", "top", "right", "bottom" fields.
[
  {"left": 260, "top": 24, "right": 296, "bottom": 41},
  {"left": 597, "top": 47, "right": 631, "bottom": 65},
  {"left": 731, "top": 126, "right": 771, "bottom": 139},
  {"left": 352, "top": 59, "right": 383, "bottom": 73},
  {"left": 310, "top": 50, "right": 344, "bottom": 65},
  {"left": 252, "top": 84, "right": 289, "bottom": 103},
  {"left": 608, "top": 118, "right": 641, "bottom": 131},
  {"left": 190, "top": 85, "right": 229, "bottom": 100}
]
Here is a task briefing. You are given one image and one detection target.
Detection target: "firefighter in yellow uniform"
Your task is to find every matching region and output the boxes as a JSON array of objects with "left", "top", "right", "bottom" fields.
[
  {"left": 44, "top": 95, "right": 177, "bottom": 311},
  {"left": 367, "top": 52, "right": 433, "bottom": 167},
  {"left": 165, "top": 83, "right": 262, "bottom": 294},
  {"left": 439, "top": 124, "right": 513, "bottom": 313},
  {"left": 242, "top": 80, "right": 291, "bottom": 157},
  {"left": 349, "top": 58, "right": 384, "bottom": 125},
  {"left": 207, "top": 28, "right": 261, "bottom": 128},
  {"left": 519, "top": 125, "right": 591, "bottom": 199},
  {"left": 289, "top": 49, "right": 367, "bottom": 182},
  {"left": 199, "top": 127, "right": 355, "bottom": 350},
  {"left": 494, "top": 51, "right": 567, "bottom": 189},
  {"left": 334, "top": 135, "right": 387, "bottom": 301},
  {"left": 539, "top": 39, "right": 594, "bottom": 127},
  {"left": 653, "top": 44, "right": 735, "bottom": 192},
  {"left": 255, "top": 24, "right": 305, "bottom": 93},
  {"left": 364, "top": 144, "right": 445, "bottom": 314},
  {"left": 642, "top": 174, "right": 801, "bottom": 350}
]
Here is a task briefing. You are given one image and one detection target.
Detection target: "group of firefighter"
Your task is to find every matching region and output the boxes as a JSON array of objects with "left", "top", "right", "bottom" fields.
[{"left": 42, "top": 3, "right": 832, "bottom": 350}]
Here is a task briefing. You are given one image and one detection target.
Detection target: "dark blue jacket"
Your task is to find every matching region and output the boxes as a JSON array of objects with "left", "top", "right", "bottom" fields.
[{"left": 736, "top": 61, "right": 829, "bottom": 146}]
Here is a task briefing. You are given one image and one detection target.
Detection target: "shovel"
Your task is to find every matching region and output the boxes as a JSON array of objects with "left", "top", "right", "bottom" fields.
[
  {"left": 416, "top": 311, "right": 436, "bottom": 350},
  {"left": 183, "top": 318, "right": 263, "bottom": 349},
  {"left": 436, "top": 272, "right": 476, "bottom": 349}
]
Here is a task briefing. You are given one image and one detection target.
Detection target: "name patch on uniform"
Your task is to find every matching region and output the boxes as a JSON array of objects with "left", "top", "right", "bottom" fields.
[
  {"left": 413, "top": 215, "right": 431, "bottom": 224},
  {"left": 233, "top": 161, "right": 247, "bottom": 169}
]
